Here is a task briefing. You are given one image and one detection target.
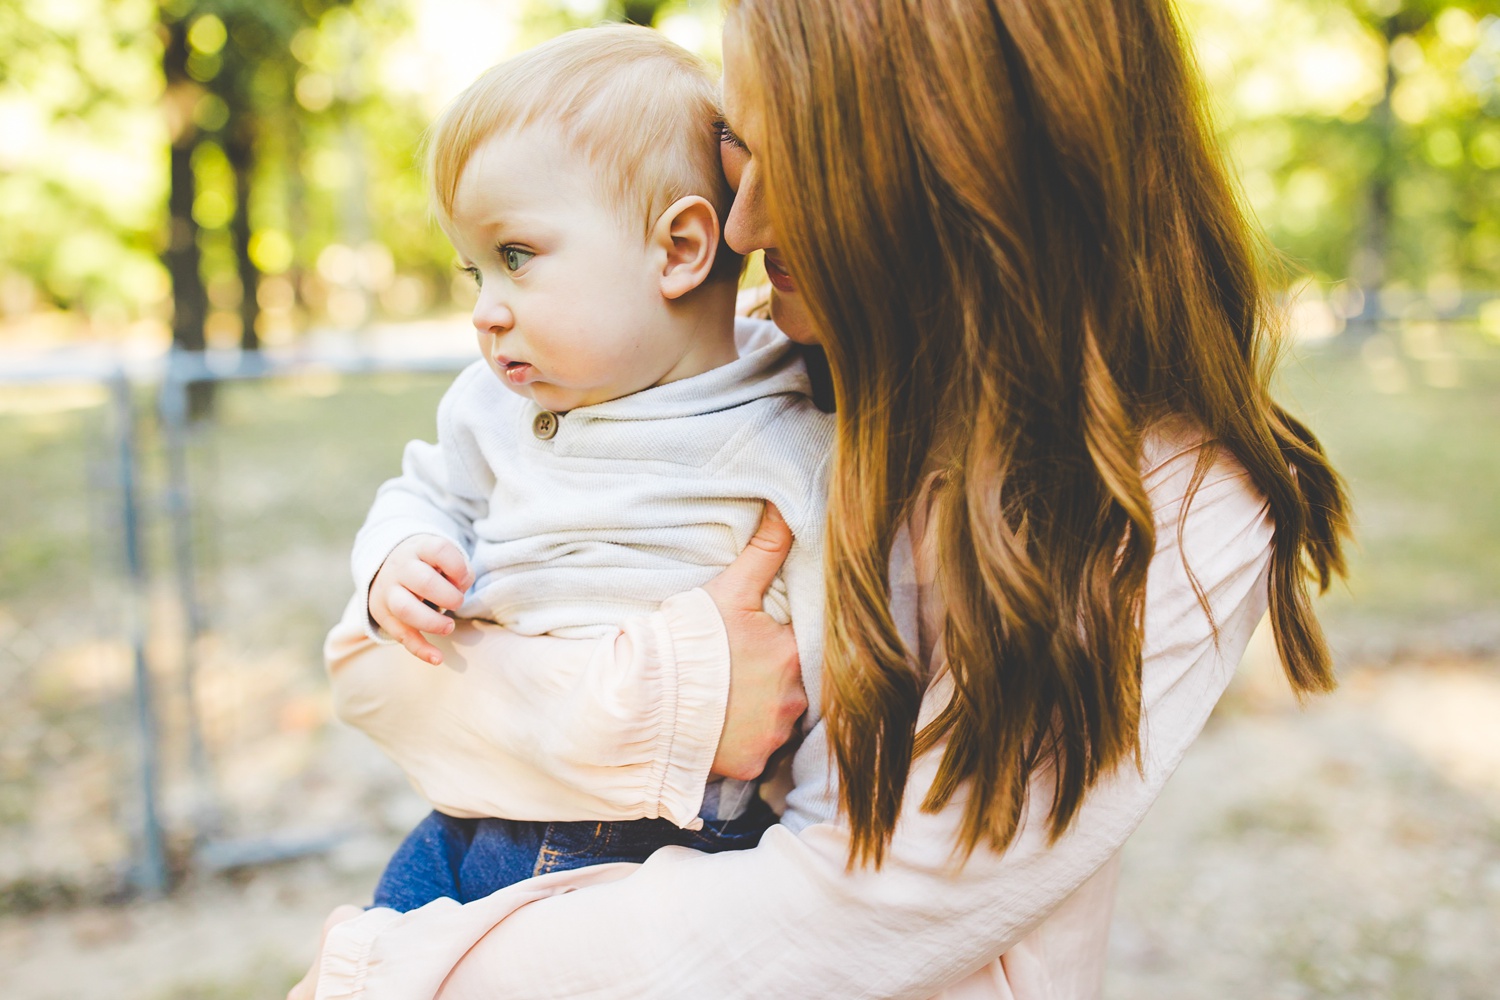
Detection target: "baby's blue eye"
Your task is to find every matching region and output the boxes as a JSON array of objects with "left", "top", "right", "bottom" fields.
[
  {"left": 502, "top": 247, "right": 534, "bottom": 272},
  {"left": 458, "top": 264, "right": 481, "bottom": 287}
]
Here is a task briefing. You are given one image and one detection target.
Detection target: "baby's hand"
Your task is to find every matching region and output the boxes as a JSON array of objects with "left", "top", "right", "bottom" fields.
[{"left": 368, "top": 534, "right": 473, "bottom": 665}]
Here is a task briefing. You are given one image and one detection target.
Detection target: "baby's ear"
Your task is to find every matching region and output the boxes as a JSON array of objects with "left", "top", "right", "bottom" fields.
[{"left": 652, "top": 195, "right": 720, "bottom": 300}]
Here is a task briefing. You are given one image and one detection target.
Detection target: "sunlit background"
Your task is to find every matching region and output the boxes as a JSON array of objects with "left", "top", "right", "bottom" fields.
[{"left": 1, "top": 1, "right": 1497, "bottom": 997}]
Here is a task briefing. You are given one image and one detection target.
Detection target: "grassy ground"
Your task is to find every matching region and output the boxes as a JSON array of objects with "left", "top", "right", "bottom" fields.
[
  {"left": 0, "top": 324, "right": 1497, "bottom": 997},
  {"left": 1276, "top": 325, "right": 1500, "bottom": 657}
]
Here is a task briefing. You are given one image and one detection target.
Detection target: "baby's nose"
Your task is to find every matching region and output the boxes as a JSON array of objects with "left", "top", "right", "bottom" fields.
[{"left": 472, "top": 293, "right": 514, "bottom": 334}]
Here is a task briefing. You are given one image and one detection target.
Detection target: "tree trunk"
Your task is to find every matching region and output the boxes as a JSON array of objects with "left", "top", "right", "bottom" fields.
[
  {"left": 225, "top": 125, "right": 261, "bottom": 351},
  {"left": 161, "top": 13, "right": 214, "bottom": 416},
  {"left": 1351, "top": 33, "right": 1397, "bottom": 335}
]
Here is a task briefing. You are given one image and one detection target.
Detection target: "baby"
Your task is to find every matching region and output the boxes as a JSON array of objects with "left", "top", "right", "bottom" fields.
[{"left": 347, "top": 25, "right": 832, "bottom": 911}]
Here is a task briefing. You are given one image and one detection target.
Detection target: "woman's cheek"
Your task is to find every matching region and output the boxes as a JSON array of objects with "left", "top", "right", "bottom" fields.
[
  {"left": 720, "top": 142, "right": 748, "bottom": 192},
  {"left": 771, "top": 291, "right": 819, "bottom": 346}
]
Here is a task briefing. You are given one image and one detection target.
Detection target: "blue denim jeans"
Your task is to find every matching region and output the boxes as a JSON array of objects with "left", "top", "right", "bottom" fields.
[{"left": 373, "top": 796, "right": 779, "bottom": 912}]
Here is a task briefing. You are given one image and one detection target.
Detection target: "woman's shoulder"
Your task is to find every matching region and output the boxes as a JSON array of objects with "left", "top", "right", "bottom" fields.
[
  {"left": 1140, "top": 415, "right": 1253, "bottom": 500},
  {"left": 1139, "top": 415, "right": 1270, "bottom": 549}
]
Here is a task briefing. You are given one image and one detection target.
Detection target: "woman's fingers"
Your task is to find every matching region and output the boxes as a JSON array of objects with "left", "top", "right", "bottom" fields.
[
  {"left": 712, "top": 611, "right": 806, "bottom": 780},
  {"left": 703, "top": 502, "right": 792, "bottom": 612},
  {"left": 702, "top": 503, "right": 806, "bottom": 780}
]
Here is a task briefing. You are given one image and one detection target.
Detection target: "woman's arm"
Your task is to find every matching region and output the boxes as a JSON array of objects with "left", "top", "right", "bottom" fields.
[
  {"left": 326, "top": 505, "right": 806, "bottom": 829},
  {"left": 310, "top": 439, "right": 1276, "bottom": 1000}
]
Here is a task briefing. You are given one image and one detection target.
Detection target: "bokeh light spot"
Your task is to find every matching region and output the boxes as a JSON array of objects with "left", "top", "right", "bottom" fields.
[
  {"left": 249, "top": 230, "right": 295, "bottom": 275},
  {"left": 188, "top": 14, "right": 228, "bottom": 56}
]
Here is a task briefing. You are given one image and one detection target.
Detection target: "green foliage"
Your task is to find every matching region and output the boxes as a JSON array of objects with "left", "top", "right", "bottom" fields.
[
  {"left": 1278, "top": 326, "right": 1500, "bottom": 651},
  {"left": 1182, "top": 0, "right": 1500, "bottom": 293},
  {"left": 0, "top": 0, "right": 165, "bottom": 321},
  {"left": 1, "top": 0, "right": 1496, "bottom": 341}
]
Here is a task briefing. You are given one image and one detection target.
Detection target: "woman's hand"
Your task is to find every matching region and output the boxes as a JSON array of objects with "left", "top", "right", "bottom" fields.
[
  {"left": 702, "top": 503, "right": 808, "bottom": 780},
  {"left": 286, "top": 904, "right": 362, "bottom": 1000}
]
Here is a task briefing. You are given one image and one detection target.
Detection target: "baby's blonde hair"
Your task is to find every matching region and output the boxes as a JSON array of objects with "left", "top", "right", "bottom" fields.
[{"left": 428, "top": 25, "right": 734, "bottom": 253}]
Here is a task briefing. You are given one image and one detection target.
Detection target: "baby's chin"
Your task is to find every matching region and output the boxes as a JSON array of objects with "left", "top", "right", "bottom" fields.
[
  {"left": 495, "top": 374, "right": 619, "bottom": 414},
  {"left": 518, "top": 386, "right": 574, "bottom": 414}
]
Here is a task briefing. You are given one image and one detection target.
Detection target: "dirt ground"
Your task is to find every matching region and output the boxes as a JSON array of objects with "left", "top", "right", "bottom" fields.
[
  {"left": 3, "top": 633, "right": 1497, "bottom": 1000},
  {"left": 1106, "top": 643, "right": 1500, "bottom": 1000}
]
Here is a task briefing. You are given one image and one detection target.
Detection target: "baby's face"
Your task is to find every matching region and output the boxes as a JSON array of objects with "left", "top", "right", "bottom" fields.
[{"left": 446, "top": 127, "right": 689, "bottom": 412}]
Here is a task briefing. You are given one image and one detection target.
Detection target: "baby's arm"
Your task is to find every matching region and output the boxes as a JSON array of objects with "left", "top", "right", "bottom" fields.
[
  {"left": 367, "top": 534, "right": 474, "bottom": 664},
  {"left": 327, "top": 506, "right": 804, "bottom": 828},
  {"left": 352, "top": 364, "right": 493, "bottom": 651}
]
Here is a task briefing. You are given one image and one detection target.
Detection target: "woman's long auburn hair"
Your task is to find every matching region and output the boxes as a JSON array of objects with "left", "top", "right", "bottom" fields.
[{"left": 729, "top": 0, "right": 1351, "bottom": 867}]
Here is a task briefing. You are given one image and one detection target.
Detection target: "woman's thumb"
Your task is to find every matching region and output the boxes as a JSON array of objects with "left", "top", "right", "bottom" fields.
[{"left": 706, "top": 503, "right": 792, "bottom": 611}]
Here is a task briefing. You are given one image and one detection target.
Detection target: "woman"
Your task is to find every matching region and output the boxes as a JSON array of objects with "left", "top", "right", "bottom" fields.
[{"left": 297, "top": 0, "right": 1348, "bottom": 995}]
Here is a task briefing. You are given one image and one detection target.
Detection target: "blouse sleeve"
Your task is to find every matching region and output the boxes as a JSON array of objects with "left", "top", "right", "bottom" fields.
[
  {"left": 325, "top": 586, "right": 732, "bottom": 830},
  {"left": 315, "top": 438, "right": 1276, "bottom": 1000}
]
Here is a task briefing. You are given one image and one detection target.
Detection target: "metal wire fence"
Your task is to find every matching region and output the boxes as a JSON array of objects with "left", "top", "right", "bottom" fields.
[{"left": 1, "top": 341, "right": 466, "bottom": 902}]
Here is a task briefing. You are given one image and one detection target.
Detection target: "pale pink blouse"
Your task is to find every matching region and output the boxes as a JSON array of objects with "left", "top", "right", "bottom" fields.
[{"left": 317, "top": 426, "right": 1274, "bottom": 999}]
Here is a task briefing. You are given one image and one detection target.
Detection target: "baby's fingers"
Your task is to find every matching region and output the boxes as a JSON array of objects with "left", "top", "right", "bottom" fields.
[
  {"left": 402, "top": 632, "right": 444, "bottom": 666},
  {"left": 388, "top": 587, "right": 456, "bottom": 637},
  {"left": 400, "top": 558, "right": 468, "bottom": 612},
  {"left": 378, "top": 590, "right": 451, "bottom": 664},
  {"left": 388, "top": 619, "right": 444, "bottom": 666},
  {"left": 414, "top": 536, "right": 474, "bottom": 590}
]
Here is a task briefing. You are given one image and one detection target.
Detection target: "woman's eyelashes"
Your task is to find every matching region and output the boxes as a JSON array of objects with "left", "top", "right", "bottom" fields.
[{"left": 714, "top": 116, "right": 749, "bottom": 152}]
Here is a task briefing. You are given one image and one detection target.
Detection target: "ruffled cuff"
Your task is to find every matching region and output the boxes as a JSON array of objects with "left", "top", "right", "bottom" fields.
[
  {"left": 314, "top": 907, "right": 403, "bottom": 1000},
  {"left": 645, "top": 588, "right": 731, "bottom": 830},
  {"left": 312, "top": 867, "right": 639, "bottom": 1000}
]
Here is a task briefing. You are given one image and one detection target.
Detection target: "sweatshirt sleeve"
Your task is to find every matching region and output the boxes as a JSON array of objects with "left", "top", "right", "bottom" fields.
[
  {"left": 314, "top": 438, "right": 1278, "bottom": 1000},
  {"left": 325, "top": 586, "right": 730, "bottom": 830},
  {"left": 349, "top": 366, "right": 493, "bottom": 636}
]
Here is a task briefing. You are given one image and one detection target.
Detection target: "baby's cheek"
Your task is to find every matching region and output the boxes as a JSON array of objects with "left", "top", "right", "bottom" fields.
[
  {"left": 551, "top": 328, "right": 622, "bottom": 385},
  {"left": 563, "top": 361, "right": 645, "bottom": 411}
]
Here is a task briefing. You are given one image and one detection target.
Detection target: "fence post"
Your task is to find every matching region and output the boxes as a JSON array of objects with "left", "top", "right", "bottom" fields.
[
  {"left": 111, "top": 371, "right": 170, "bottom": 896},
  {"left": 160, "top": 352, "right": 220, "bottom": 838}
]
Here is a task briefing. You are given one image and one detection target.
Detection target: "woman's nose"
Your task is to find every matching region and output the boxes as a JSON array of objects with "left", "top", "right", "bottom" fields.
[{"left": 723, "top": 162, "right": 774, "bottom": 256}]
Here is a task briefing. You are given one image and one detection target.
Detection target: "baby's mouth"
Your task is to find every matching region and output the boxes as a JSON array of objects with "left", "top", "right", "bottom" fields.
[{"left": 502, "top": 360, "right": 534, "bottom": 384}]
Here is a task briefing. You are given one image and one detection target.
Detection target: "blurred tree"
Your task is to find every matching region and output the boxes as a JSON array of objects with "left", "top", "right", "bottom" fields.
[
  {"left": 159, "top": 5, "right": 208, "bottom": 360},
  {"left": 1185, "top": 0, "right": 1500, "bottom": 310},
  {"left": 1343, "top": 0, "right": 1500, "bottom": 321},
  {"left": 158, "top": 0, "right": 352, "bottom": 365},
  {"left": 0, "top": 0, "right": 165, "bottom": 328},
  {"left": 2, "top": 0, "right": 1496, "bottom": 358},
  {"left": 291, "top": 0, "right": 445, "bottom": 330},
  {"left": 517, "top": 0, "right": 674, "bottom": 47},
  {"left": 619, "top": 0, "right": 671, "bottom": 26}
]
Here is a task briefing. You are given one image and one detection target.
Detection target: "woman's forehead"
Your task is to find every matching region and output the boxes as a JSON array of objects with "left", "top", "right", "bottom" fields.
[{"left": 718, "top": 11, "right": 760, "bottom": 141}]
